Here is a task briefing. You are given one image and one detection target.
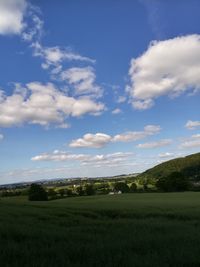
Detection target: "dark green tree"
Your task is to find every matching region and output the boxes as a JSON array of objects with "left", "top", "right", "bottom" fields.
[
  {"left": 48, "top": 188, "right": 57, "bottom": 200},
  {"left": 28, "top": 184, "right": 48, "bottom": 201},
  {"left": 114, "top": 182, "right": 130, "bottom": 193},
  {"left": 58, "top": 188, "right": 65, "bottom": 198},
  {"left": 156, "top": 172, "right": 190, "bottom": 192},
  {"left": 66, "top": 188, "right": 73, "bottom": 196},
  {"left": 76, "top": 186, "right": 85, "bottom": 196},
  {"left": 85, "top": 184, "right": 95, "bottom": 195},
  {"left": 130, "top": 182, "right": 137, "bottom": 192}
]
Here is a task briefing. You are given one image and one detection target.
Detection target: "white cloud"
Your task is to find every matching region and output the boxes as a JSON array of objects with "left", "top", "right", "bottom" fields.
[
  {"left": 112, "top": 108, "right": 122, "bottom": 115},
  {"left": 0, "top": 0, "right": 27, "bottom": 35},
  {"left": 158, "top": 152, "right": 174, "bottom": 159},
  {"left": 69, "top": 125, "right": 161, "bottom": 148},
  {"left": 31, "top": 150, "right": 90, "bottom": 162},
  {"left": 117, "top": 96, "right": 126, "bottom": 103},
  {"left": 113, "top": 125, "right": 161, "bottom": 142},
  {"left": 179, "top": 134, "right": 200, "bottom": 149},
  {"left": 0, "top": 134, "right": 4, "bottom": 140},
  {"left": 31, "top": 150, "right": 133, "bottom": 168},
  {"left": 0, "top": 82, "right": 105, "bottom": 128},
  {"left": 137, "top": 139, "right": 172, "bottom": 149},
  {"left": 80, "top": 152, "right": 133, "bottom": 167},
  {"left": 22, "top": 11, "right": 43, "bottom": 42},
  {"left": 0, "top": 0, "right": 44, "bottom": 45},
  {"left": 185, "top": 120, "right": 200, "bottom": 130},
  {"left": 61, "top": 67, "right": 102, "bottom": 98},
  {"left": 33, "top": 43, "right": 95, "bottom": 71},
  {"left": 69, "top": 133, "right": 112, "bottom": 148},
  {"left": 128, "top": 35, "right": 200, "bottom": 109}
]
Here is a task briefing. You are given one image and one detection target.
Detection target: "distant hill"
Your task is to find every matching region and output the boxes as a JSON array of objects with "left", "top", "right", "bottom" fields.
[{"left": 139, "top": 152, "right": 200, "bottom": 182}]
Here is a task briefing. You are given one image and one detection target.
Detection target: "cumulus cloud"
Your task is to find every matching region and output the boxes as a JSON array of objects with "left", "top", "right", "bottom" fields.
[
  {"left": 69, "top": 133, "right": 112, "bottom": 148},
  {"left": 61, "top": 67, "right": 102, "bottom": 98},
  {"left": 69, "top": 125, "right": 161, "bottom": 148},
  {"left": 0, "top": 0, "right": 27, "bottom": 35},
  {"left": 185, "top": 120, "right": 200, "bottom": 130},
  {"left": 0, "top": 82, "right": 105, "bottom": 128},
  {"left": 179, "top": 134, "right": 200, "bottom": 149},
  {"left": 128, "top": 34, "right": 200, "bottom": 109},
  {"left": 0, "top": 134, "right": 4, "bottom": 140},
  {"left": 137, "top": 139, "right": 172, "bottom": 149},
  {"left": 31, "top": 150, "right": 133, "bottom": 167}
]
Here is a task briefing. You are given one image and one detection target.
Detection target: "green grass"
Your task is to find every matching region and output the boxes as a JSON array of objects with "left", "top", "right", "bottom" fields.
[{"left": 1, "top": 192, "right": 200, "bottom": 266}]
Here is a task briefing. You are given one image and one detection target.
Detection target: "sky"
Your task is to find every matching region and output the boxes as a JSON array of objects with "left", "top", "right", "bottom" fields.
[{"left": 0, "top": 0, "right": 200, "bottom": 184}]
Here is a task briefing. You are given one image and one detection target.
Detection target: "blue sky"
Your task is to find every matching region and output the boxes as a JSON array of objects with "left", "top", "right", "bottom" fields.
[{"left": 0, "top": 0, "right": 200, "bottom": 184}]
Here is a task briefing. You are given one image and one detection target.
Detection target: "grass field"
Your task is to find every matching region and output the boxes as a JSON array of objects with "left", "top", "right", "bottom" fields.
[{"left": 1, "top": 192, "right": 200, "bottom": 266}]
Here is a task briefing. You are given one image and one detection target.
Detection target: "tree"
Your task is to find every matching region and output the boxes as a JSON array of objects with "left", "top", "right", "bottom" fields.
[
  {"left": 28, "top": 183, "right": 48, "bottom": 201},
  {"left": 58, "top": 188, "right": 65, "bottom": 198},
  {"left": 66, "top": 188, "right": 73, "bottom": 196},
  {"left": 85, "top": 184, "right": 95, "bottom": 196},
  {"left": 48, "top": 188, "right": 57, "bottom": 200},
  {"left": 76, "top": 186, "right": 85, "bottom": 196},
  {"left": 156, "top": 172, "right": 190, "bottom": 192},
  {"left": 130, "top": 183, "right": 137, "bottom": 192},
  {"left": 114, "top": 182, "right": 130, "bottom": 193}
]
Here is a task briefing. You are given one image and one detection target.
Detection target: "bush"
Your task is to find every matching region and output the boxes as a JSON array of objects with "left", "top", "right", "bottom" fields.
[{"left": 28, "top": 184, "right": 48, "bottom": 201}]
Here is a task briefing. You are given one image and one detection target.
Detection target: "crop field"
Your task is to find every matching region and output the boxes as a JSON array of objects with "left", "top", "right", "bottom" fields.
[{"left": 1, "top": 192, "right": 200, "bottom": 266}]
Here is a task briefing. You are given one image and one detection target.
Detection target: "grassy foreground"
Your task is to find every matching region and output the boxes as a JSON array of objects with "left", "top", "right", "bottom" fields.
[{"left": 1, "top": 193, "right": 200, "bottom": 266}]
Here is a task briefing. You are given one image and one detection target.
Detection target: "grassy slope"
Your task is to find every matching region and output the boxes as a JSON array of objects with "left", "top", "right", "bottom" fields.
[
  {"left": 139, "top": 152, "right": 200, "bottom": 181},
  {"left": 1, "top": 193, "right": 200, "bottom": 266}
]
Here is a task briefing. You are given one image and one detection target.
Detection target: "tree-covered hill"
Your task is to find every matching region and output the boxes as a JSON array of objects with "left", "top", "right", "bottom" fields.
[{"left": 139, "top": 152, "right": 200, "bottom": 182}]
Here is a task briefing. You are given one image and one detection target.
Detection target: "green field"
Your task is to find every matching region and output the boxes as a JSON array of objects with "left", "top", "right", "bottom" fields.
[{"left": 1, "top": 192, "right": 200, "bottom": 266}]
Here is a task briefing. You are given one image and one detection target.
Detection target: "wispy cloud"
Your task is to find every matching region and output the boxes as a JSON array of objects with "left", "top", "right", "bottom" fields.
[
  {"left": 31, "top": 150, "right": 134, "bottom": 168},
  {"left": 137, "top": 139, "right": 172, "bottom": 149},
  {"left": 179, "top": 134, "right": 200, "bottom": 149},
  {"left": 112, "top": 108, "right": 122, "bottom": 115},
  {"left": 185, "top": 120, "right": 200, "bottom": 130}
]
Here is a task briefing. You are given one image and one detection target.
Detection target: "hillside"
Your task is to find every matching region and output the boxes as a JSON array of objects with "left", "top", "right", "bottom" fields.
[{"left": 139, "top": 152, "right": 200, "bottom": 182}]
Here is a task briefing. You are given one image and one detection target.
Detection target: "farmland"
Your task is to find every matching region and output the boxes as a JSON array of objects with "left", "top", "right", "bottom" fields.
[{"left": 1, "top": 192, "right": 200, "bottom": 266}]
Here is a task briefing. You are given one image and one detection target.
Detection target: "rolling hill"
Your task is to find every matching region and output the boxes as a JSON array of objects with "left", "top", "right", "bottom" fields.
[{"left": 139, "top": 152, "right": 200, "bottom": 182}]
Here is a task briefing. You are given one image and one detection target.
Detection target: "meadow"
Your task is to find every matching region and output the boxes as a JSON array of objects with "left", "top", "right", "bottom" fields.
[{"left": 1, "top": 192, "right": 200, "bottom": 266}]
